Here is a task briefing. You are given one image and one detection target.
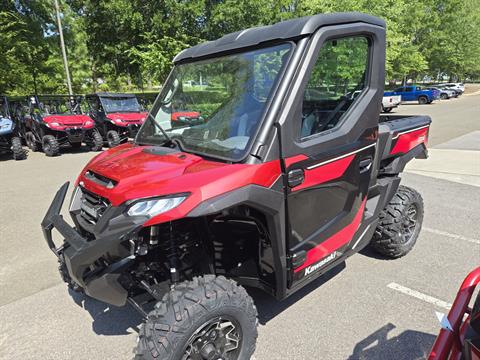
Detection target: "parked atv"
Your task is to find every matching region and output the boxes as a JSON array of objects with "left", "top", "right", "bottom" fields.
[
  {"left": 85, "top": 93, "right": 147, "bottom": 147},
  {"left": 0, "top": 96, "right": 27, "bottom": 160},
  {"left": 42, "top": 13, "right": 431, "bottom": 359},
  {"left": 429, "top": 267, "right": 480, "bottom": 360},
  {"left": 19, "top": 95, "right": 102, "bottom": 156}
]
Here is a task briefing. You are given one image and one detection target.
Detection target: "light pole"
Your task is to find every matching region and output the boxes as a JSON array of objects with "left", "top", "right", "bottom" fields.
[{"left": 54, "top": 0, "right": 73, "bottom": 96}]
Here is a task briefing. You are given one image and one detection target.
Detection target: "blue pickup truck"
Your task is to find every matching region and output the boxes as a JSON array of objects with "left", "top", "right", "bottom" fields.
[{"left": 384, "top": 85, "right": 440, "bottom": 104}]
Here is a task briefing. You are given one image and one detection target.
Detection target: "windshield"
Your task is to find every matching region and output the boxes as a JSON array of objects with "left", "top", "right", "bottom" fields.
[
  {"left": 136, "top": 43, "right": 291, "bottom": 161},
  {"left": 100, "top": 96, "right": 141, "bottom": 113}
]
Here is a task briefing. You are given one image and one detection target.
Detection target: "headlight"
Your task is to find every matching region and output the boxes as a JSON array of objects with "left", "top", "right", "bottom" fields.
[
  {"left": 47, "top": 122, "right": 61, "bottom": 128},
  {"left": 127, "top": 195, "right": 187, "bottom": 217}
]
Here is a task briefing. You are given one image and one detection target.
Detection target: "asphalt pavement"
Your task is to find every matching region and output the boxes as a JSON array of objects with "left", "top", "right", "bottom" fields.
[{"left": 0, "top": 93, "right": 479, "bottom": 359}]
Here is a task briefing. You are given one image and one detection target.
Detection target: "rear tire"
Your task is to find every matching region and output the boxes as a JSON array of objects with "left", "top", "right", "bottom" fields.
[
  {"left": 11, "top": 137, "right": 26, "bottom": 160},
  {"left": 88, "top": 130, "right": 103, "bottom": 151},
  {"left": 42, "top": 135, "right": 60, "bottom": 157},
  {"left": 26, "top": 131, "right": 39, "bottom": 152},
  {"left": 418, "top": 96, "right": 428, "bottom": 104},
  {"left": 134, "top": 275, "right": 258, "bottom": 360},
  {"left": 370, "top": 186, "right": 424, "bottom": 258},
  {"left": 383, "top": 107, "right": 393, "bottom": 113},
  {"left": 106, "top": 130, "right": 120, "bottom": 148}
]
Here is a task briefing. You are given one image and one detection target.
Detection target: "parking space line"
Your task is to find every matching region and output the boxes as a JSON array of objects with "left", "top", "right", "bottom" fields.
[
  {"left": 387, "top": 282, "right": 452, "bottom": 310},
  {"left": 423, "top": 227, "right": 480, "bottom": 245}
]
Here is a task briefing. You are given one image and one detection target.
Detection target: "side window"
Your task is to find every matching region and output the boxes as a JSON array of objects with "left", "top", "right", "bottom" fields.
[
  {"left": 405, "top": 87, "right": 413, "bottom": 92},
  {"left": 301, "top": 36, "right": 370, "bottom": 138}
]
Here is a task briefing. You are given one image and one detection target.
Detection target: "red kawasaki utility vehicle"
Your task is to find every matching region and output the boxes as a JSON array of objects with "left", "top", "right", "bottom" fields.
[
  {"left": 429, "top": 267, "right": 480, "bottom": 360},
  {"left": 85, "top": 93, "right": 147, "bottom": 147},
  {"left": 19, "top": 95, "right": 102, "bottom": 156},
  {"left": 42, "top": 13, "right": 431, "bottom": 359}
]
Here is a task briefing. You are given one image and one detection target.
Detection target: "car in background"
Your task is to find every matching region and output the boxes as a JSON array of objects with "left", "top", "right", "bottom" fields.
[
  {"left": 18, "top": 95, "right": 102, "bottom": 156},
  {"left": 384, "top": 85, "right": 440, "bottom": 104},
  {"left": 425, "top": 87, "right": 457, "bottom": 100},
  {"left": 0, "top": 95, "right": 26, "bottom": 160},
  {"left": 382, "top": 94, "right": 402, "bottom": 112},
  {"left": 85, "top": 93, "right": 147, "bottom": 148},
  {"left": 439, "top": 82, "right": 464, "bottom": 95}
]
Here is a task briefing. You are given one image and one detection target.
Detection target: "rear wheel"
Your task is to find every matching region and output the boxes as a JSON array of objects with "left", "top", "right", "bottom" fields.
[
  {"left": 26, "top": 131, "right": 39, "bottom": 152},
  {"left": 106, "top": 130, "right": 120, "bottom": 148},
  {"left": 370, "top": 186, "right": 424, "bottom": 258},
  {"left": 134, "top": 275, "right": 258, "bottom": 360},
  {"left": 87, "top": 130, "right": 103, "bottom": 151},
  {"left": 11, "top": 137, "right": 26, "bottom": 160},
  {"left": 418, "top": 96, "right": 428, "bottom": 104},
  {"left": 42, "top": 135, "right": 60, "bottom": 157}
]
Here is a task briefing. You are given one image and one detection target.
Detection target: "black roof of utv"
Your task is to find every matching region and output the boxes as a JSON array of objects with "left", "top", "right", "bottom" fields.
[{"left": 174, "top": 12, "right": 385, "bottom": 63}]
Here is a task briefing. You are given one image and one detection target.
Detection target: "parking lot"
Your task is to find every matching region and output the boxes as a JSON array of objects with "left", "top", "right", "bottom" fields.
[{"left": 0, "top": 91, "right": 479, "bottom": 359}]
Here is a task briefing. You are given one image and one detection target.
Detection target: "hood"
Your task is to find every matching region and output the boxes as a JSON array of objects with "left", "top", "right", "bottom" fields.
[
  {"left": 77, "top": 143, "right": 281, "bottom": 223},
  {"left": 171, "top": 111, "right": 201, "bottom": 121},
  {"left": 0, "top": 117, "right": 13, "bottom": 136},
  {"left": 43, "top": 114, "right": 94, "bottom": 128},
  {"left": 106, "top": 112, "right": 147, "bottom": 123}
]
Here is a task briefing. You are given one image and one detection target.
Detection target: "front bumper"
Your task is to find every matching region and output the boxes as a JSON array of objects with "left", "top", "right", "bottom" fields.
[{"left": 41, "top": 182, "right": 148, "bottom": 306}]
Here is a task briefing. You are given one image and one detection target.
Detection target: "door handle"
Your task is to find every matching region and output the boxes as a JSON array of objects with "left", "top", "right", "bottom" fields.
[
  {"left": 359, "top": 157, "right": 373, "bottom": 173},
  {"left": 287, "top": 168, "right": 304, "bottom": 188}
]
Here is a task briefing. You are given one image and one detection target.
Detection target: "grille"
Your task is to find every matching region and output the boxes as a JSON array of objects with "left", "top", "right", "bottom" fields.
[
  {"left": 79, "top": 188, "right": 110, "bottom": 225},
  {"left": 85, "top": 170, "right": 117, "bottom": 188}
]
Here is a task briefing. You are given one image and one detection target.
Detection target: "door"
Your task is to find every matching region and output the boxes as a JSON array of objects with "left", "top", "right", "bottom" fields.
[{"left": 278, "top": 26, "right": 384, "bottom": 287}]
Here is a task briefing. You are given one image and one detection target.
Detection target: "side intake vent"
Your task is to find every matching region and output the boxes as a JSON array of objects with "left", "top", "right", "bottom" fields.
[{"left": 85, "top": 170, "right": 117, "bottom": 189}]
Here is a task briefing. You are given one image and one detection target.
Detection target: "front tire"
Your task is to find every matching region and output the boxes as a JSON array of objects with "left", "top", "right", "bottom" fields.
[
  {"left": 418, "top": 96, "right": 428, "bottom": 105},
  {"left": 26, "top": 131, "right": 39, "bottom": 152},
  {"left": 383, "top": 107, "right": 393, "bottom": 113},
  {"left": 87, "top": 130, "right": 103, "bottom": 151},
  {"left": 370, "top": 186, "right": 424, "bottom": 258},
  {"left": 440, "top": 93, "right": 448, "bottom": 100},
  {"left": 106, "top": 130, "right": 120, "bottom": 148},
  {"left": 42, "top": 135, "right": 60, "bottom": 157},
  {"left": 135, "top": 275, "right": 258, "bottom": 360},
  {"left": 11, "top": 137, "right": 27, "bottom": 160}
]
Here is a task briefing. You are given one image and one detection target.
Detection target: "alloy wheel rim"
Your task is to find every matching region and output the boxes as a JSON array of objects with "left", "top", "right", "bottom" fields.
[{"left": 182, "top": 317, "right": 242, "bottom": 360}]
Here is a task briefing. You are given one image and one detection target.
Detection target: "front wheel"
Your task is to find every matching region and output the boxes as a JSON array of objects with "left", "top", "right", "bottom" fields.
[
  {"left": 135, "top": 275, "right": 258, "bottom": 360},
  {"left": 370, "top": 185, "right": 424, "bottom": 258},
  {"left": 106, "top": 130, "right": 120, "bottom": 148},
  {"left": 418, "top": 96, "right": 428, "bottom": 105},
  {"left": 382, "top": 107, "right": 393, "bottom": 113},
  {"left": 42, "top": 135, "right": 60, "bottom": 157},
  {"left": 87, "top": 130, "right": 103, "bottom": 151},
  {"left": 26, "top": 131, "right": 39, "bottom": 152},
  {"left": 11, "top": 137, "right": 27, "bottom": 160},
  {"left": 440, "top": 93, "right": 448, "bottom": 100}
]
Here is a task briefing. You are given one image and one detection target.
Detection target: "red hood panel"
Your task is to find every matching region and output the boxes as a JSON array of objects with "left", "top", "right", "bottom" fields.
[
  {"left": 78, "top": 143, "right": 281, "bottom": 224},
  {"left": 44, "top": 114, "right": 92, "bottom": 125},
  {"left": 106, "top": 112, "right": 147, "bottom": 122}
]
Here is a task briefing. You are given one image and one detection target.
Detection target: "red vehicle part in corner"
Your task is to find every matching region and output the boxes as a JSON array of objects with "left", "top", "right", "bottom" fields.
[{"left": 429, "top": 266, "right": 480, "bottom": 360}]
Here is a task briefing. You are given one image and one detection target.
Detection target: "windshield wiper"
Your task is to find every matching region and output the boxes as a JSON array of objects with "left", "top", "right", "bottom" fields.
[{"left": 145, "top": 113, "right": 181, "bottom": 149}]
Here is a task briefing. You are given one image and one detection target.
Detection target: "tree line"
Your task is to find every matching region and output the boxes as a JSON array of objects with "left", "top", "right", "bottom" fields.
[{"left": 1, "top": 0, "right": 479, "bottom": 95}]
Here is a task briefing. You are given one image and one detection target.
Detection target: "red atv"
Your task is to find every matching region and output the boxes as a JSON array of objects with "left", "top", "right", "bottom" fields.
[
  {"left": 42, "top": 13, "right": 431, "bottom": 359},
  {"left": 429, "top": 267, "right": 480, "bottom": 360},
  {"left": 85, "top": 93, "right": 147, "bottom": 147},
  {"left": 19, "top": 95, "right": 102, "bottom": 156}
]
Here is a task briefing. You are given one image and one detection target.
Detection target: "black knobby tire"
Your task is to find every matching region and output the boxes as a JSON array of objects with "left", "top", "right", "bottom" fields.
[
  {"left": 26, "top": 131, "right": 39, "bottom": 152},
  {"left": 418, "top": 96, "right": 428, "bottom": 105},
  {"left": 371, "top": 185, "right": 424, "bottom": 258},
  {"left": 106, "top": 130, "right": 120, "bottom": 148},
  {"left": 42, "top": 135, "right": 60, "bottom": 157},
  {"left": 88, "top": 130, "right": 103, "bottom": 151},
  {"left": 11, "top": 137, "right": 27, "bottom": 160},
  {"left": 135, "top": 275, "right": 258, "bottom": 360},
  {"left": 58, "top": 258, "right": 83, "bottom": 292}
]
